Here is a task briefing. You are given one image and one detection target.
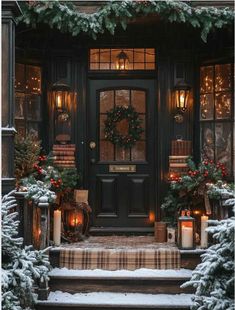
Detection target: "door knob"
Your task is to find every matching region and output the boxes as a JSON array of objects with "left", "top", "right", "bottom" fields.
[
  {"left": 89, "top": 141, "right": 96, "bottom": 149},
  {"left": 90, "top": 158, "right": 96, "bottom": 164}
]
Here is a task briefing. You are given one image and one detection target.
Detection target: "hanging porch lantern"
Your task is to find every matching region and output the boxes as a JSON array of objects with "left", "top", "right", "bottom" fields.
[
  {"left": 178, "top": 210, "right": 196, "bottom": 250},
  {"left": 116, "top": 50, "right": 129, "bottom": 70}
]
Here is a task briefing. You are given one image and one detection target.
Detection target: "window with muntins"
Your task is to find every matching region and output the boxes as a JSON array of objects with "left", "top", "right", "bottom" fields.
[
  {"left": 89, "top": 48, "right": 155, "bottom": 70},
  {"left": 200, "top": 63, "right": 234, "bottom": 174},
  {"left": 15, "top": 64, "right": 42, "bottom": 138}
]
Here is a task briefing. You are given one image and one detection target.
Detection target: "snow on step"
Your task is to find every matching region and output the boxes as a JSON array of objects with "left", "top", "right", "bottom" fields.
[
  {"left": 49, "top": 268, "right": 192, "bottom": 280},
  {"left": 41, "top": 291, "right": 193, "bottom": 307}
]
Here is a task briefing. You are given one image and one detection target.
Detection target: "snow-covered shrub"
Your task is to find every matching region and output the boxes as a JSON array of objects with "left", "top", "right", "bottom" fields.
[
  {"left": 1, "top": 191, "right": 51, "bottom": 310},
  {"left": 182, "top": 216, "right": 235, "bottom": 310}
]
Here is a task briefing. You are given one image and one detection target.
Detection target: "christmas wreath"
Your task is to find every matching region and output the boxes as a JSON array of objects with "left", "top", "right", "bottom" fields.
[{"left": 104, "top": 106, "right": 144, "bottom": 148}]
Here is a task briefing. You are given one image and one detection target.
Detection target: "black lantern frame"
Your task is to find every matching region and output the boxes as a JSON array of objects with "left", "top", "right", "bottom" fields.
[
  {"left": 51, "top": 82, "right": 71, "bottom": 113},
  {"left": 178, "top": 210, "right": 196, "bottom": 250},
  {"left": 174, "top": 80, "right": 191, "bottom": 113},
  {"left": 116, "top": 50, "right": 129, "bottom": 70}
]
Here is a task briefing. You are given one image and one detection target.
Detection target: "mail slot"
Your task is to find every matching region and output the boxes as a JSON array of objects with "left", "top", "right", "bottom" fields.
[{"left": 109, "top": 165, "right": 136, "bottom": 173}]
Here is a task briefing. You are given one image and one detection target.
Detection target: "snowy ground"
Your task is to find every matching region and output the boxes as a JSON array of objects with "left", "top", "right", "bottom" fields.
[
  {"left": 49, "top": 267, "right": 192, "bottom": 279},
  {"left": 43, "top": 291, "right": 194, "bottom": 306}
]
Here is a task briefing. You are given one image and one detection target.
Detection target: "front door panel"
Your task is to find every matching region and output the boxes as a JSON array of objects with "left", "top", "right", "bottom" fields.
[{"left": 88, "top": 79, "right": 156, "bottom": 228}]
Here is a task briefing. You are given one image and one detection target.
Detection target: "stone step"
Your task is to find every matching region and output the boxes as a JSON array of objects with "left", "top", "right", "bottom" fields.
[
  {"left": 36, "top": 292, "right": 193, "bottom": 310},
  {"left": 48, "top": 268, "right": 193, "bottom": 294}
]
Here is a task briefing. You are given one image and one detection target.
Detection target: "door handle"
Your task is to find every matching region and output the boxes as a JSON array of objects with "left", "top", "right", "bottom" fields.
[{"left": 89, "top": 141, "right": 96, "bottom": 149}]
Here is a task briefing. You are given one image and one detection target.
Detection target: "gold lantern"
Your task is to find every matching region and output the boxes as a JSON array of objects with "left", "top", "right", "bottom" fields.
[{"left": 178, "top": 210, "right": 196, "bottom": 250}]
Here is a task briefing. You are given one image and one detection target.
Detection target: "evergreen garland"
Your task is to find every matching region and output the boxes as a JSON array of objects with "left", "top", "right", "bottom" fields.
[
  {"left": 17, "top": 0, "right": 234, "bottom": 43},
  {"left": 104, "top": 105, "right": 144, "bottom": 148}
]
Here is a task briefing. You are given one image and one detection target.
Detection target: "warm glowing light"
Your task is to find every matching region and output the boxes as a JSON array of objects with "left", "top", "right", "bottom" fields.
[
  {"left": 70, "top": 217, "right": 82, "bottom": 227},
  {"left": 179, "top": 92, "right": 185, "bottom": 108},
  {"left": 193, "top": 210, "right": 200, "bottom": 215},
  {"left": 149, "top": 212, "right": 155, "bottom": 223},
  {"left": 57, "top": 94, "right": 62, "bottom": 109},
  {"left": 182, "top": 221, "right": 193, "bottom": 228},
  {"left": 38, "top": 229, "right": 41, "bottom": 236}
]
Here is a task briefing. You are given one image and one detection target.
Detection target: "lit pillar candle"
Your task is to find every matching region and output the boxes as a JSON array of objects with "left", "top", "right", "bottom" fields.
[
  {"left": 53, "top": 210, "right": 61, "bottom": 246},
  {"left": 201, "top": 215, "right": 208, "bottom": 248},
  {"left": 182, "top": 226, "right": 193, "bottom": 248}
]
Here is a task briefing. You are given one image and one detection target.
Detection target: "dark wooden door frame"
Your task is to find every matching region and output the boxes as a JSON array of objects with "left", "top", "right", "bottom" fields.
[{"left": 87, "top": 78, "right": 158, "bottom": 229}]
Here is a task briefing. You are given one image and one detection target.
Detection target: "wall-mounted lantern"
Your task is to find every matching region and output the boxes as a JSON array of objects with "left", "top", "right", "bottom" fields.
[
  {"left": 116, "top": 50, "right": 129, "bottom": 70},
  {"left": 49, "top": 82, "right": 77, "bottom": 143},
  {"left": 51, "top": 82, "right": 71, "bottom": 114},
  {"left": 174, "top": 81, "right": 191, "bottom": 123},
  {"left": 178, "top": 210, "right": 196, "bottom": 250}
]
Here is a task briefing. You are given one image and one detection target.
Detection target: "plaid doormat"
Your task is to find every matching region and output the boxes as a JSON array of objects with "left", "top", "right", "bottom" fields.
[{"left": 59, "top": 248, "right": 180, "bottom": 270}]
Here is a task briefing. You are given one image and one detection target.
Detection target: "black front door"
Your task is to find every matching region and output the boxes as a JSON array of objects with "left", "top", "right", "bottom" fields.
[{"left": 88, "top": 79, "right": 156, "bottom": 228}]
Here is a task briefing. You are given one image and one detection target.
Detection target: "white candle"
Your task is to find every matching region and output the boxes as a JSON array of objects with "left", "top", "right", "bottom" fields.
[
  {"left": 182, "top": 226, "right": 193, "bottom": 248},
  {"left": 201, "top": 215, "right": 208, "bottom": 248},
  {"left": 53, "top": 210, "right": 61, "bottom": 246}
]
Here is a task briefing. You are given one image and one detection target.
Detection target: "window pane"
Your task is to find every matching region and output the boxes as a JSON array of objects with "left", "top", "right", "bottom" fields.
[
  {"left": 15, "top": 63, "right": 25, "bottom": 91},
  {"left": 100, "top": 49, "right": 110, "bottom": 62},
  {"left": 100, "top": 63, "right": 110, "bottom": 70},
  {"left": 27, "top": 94, "right": 41, "bottom": 120},
  {"left": 15, "top": 119, "right": 26, "bottom": 137},
  {"left": 100, "top": 114, "right": 107, "bottom": 139},
  {"left": 134, "top": 63, "right": 145, "bottom": 70},
  {"left": 15, "top": 92, "right": 25, "bottom": 119},
  {"left": 139, "top": 116, "right": 146, "bottom": 140},
  {"left": 133, "top": 49, "right": 144, "bottom": 62},
  {"left": 201, "top": 123, "right": 214, "bottom": 160},
  {"left": 146, "top": 49, "right": 155, "bottom": 63},
  {"left": 131, "top": 90, "right": 146, "bottom": 113},
  {"left": 200, "top": 94, "right": 214, "bottom": 120},
  {"left": 131, "top": 141, "right": 146, "bottom": 161},
  {"left": 100, "top": 141, "right": 114, "bottom": 161},
  {"left": 100, "top": 90, "right": 114, "bottom": 113},
  {"left": 90, "top": 49, "right": 99, "bottom": 63},
  {"left": 26, "top": 65, "right": 41, "bottom": 94},
  {"left": 215, "top": 92, "right": 231, "bottom": 119},
  {"left": 115, "top": 90, "right": 130, "bottom": 106},
  {"left": 28, "top": 122, "right": 39, "bottom": 139},
  {"left": 115, "top": 146, "right": 130, "bottom": 161},
  {"left": 215, "top": 123, "right": 231, "bottom": 172},
  {"left": 200, "top": 66, "right": 213, "bottom": 93},
  {"left": 145, "top": 63, "right": 155, "bottom": 69},
  {"left": 90, "top": 63, "right": 99, "bottom": 70},
  {"left": 215, "top": 64, "right": 231, "bottom": 92}
]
